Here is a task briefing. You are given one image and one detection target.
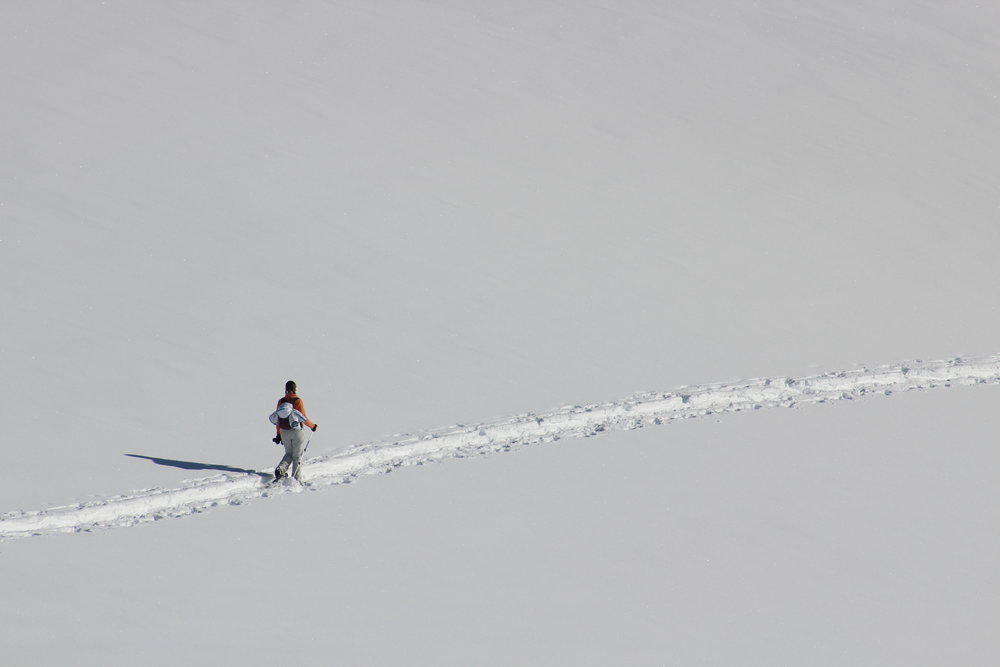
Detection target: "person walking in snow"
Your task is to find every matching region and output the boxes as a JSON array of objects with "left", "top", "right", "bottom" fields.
[{"left": 269, "top": 380, "right": 318, "bottom": 482}]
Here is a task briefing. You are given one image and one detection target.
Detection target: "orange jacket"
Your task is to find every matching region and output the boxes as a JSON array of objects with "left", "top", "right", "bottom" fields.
[{"left": 275, "top": 393, "right": 316, "bottom": 433}]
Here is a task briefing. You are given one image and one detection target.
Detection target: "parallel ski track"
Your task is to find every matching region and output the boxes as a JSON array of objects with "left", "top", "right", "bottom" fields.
[{"left": 3, "top": 355, "right": 998, "bottom": 540}]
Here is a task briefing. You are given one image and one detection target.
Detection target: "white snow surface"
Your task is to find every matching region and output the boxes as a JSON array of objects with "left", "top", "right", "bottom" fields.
[
  {"left": 2, "top": 1, "right": 1000, "bottom": 665},
  {"left": 3, "top": 355, "right": 998, "bottom": 540}
]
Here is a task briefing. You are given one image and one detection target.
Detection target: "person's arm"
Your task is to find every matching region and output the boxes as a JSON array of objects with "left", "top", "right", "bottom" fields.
[{"left": 296, "top": 399, "right": 318, "bottom": 431}]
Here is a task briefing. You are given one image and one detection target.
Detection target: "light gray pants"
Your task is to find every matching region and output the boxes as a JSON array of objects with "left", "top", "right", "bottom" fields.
[{"left": 277, "top": 428, "right": 311, "bottom": 481}]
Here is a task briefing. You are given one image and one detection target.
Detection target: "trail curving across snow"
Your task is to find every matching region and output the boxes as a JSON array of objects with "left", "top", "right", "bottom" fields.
[{"left": 2, "top": 355, "right": 998, "bottom": 540}]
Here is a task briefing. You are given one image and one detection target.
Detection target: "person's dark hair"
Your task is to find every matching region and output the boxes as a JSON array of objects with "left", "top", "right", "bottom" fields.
[{"left": 285, "top": 380, "right": 297, "bottom": 394}]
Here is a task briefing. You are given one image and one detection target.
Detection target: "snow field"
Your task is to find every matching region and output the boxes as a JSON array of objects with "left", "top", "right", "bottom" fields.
[
  {"left": 5, "top": 381, "right": 997, "bottom": 667},
  {"left": 4, "top": 0, "right": 1000, "bottom": 664},
  {"left": 4, "top": 354, "right": 997, "bottom": 539}
]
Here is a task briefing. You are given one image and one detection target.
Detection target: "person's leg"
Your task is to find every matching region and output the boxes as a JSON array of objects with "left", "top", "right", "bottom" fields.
[
  {"left": 288, "top": 429, "right": 309, "bottom": 481},
  {"left": 276, "top": 431, "right": 295, "bottom": 476}
]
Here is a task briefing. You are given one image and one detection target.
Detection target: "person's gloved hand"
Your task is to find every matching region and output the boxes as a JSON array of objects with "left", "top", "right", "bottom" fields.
[
  {"left": 311, "top": 424, "right": 318, "bottom": 432},
  {"left": 272, "top": 434, "right": 282, "bottom": 445}
]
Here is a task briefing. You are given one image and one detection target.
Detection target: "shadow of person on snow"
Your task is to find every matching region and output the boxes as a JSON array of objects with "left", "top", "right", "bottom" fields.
[{"left": 126, "top": 454, "right": 268, "bottom": 478}]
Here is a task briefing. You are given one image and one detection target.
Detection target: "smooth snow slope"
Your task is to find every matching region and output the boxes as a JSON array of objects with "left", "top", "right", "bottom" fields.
[
  {"left": 2, "top": 0, "right": 1000, "bottom": 664},
  {"left": 3, "top": 386, "right": 998, "bottom": 666},
  {"left": 2, "top": 0, "right": 1000, "bottom": 510}
]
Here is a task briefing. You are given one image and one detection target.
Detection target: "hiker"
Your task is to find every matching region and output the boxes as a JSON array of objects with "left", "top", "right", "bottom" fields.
[{"left": 269, "top": 380, "right": 318, "bottom": 482}]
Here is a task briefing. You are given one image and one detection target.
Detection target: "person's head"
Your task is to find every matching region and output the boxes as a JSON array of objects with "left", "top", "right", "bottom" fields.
[{"left": 285, "top": 380, "right": 297, "bottom": 394}]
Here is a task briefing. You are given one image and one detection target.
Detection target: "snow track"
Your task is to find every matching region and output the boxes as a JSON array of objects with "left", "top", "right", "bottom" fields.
[{"left": 3, "top": 355, "right": 998, "bottom": 540}]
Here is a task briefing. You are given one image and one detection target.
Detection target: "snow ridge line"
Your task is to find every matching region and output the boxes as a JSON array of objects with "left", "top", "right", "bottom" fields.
[{"left": 2, "top": 355, "right": 998, "bottom": 540}]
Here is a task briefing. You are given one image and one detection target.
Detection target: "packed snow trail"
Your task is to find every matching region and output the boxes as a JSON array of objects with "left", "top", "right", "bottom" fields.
[{"left": 2, "top": 355, "right": 998, "bottom": 540}]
